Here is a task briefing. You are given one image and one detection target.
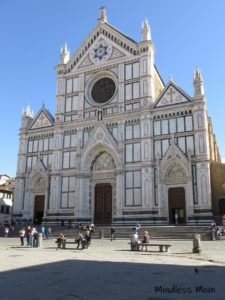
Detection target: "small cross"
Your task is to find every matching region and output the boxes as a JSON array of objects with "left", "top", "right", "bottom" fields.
[{"left": 167, "top": 88, "right": 176, "bottom": 103}]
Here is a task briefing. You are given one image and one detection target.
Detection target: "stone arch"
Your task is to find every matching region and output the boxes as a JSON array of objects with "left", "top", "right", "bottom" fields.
[
  {"left": 81, "top": 142, "right": 120, "bottom": 171},
  {"left": 91, "top": 151, "right": 116, "bottom": 171},
  {"left": 163, "top": 161, "right": 189, "bottom": 184}
]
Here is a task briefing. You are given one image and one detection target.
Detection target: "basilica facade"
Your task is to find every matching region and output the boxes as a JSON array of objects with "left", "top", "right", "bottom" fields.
[{"left": 13, "top": 8, "right": 220, "bottom": 225}]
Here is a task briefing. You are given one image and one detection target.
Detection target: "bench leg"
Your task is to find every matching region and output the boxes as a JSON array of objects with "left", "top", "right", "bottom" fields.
[
  {"left": 159, "top": 245, "right": 163, "bottom": 252},
  {"left": 165, "top": 246, "right": 170, "bottom": 252}
]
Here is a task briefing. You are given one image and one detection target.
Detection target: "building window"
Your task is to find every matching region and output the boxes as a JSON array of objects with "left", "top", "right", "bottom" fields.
[
  {"left": 61, "top": 176, "right": 75, "bottom": 208},
  {"left": 62, "top": 151, "right": 76, "bottom": 169},
  {"left": 125, "top": 170, "right": 142, "bottom": 206},
  {"left": 27, "top": 156, "right": 38, "bottom": 171},
  {"left": 125, "top": 143, "right": 141, "bottom": 163},
  {"left": 28, "top": 137, "right": 53, "bottom": 153},
  {"left": 125, "top": 62, "right": 140, "bottom": 80},
  {"left": 125, "top": 123, "right": 141, "bottom": 140},
  {"left": 107, "top": 124, "right": 118, "bottom": 141},
  {"left": 153, "top": 136, "right": 194, "bottom": 159},
  {"left": 64, "top": 134, "right": 77, "bottom": 148},
  {"left": 65, "top": 95, "right": 79, "bottom": 112},
  {"left": 125, "top": 82, "right": 140, "bottom": 100},
  {"left": 125, "top": 102, "right": 140, "bottom": 111},
  {"left": 153, "top": 115, "right": 193, "bottom": 136}
]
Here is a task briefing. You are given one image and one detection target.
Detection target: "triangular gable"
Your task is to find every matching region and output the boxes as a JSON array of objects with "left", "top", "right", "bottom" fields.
[
  {"left": 29, "top": 108, "right": 54, "bottom": 130},
  {"left": 65, "top": 22, "right": 138, "bottom": 73},
  {"left": 154, "top": 81, "right": 192, "bottom": 108},
  {"left": 81, "top": 124, "right": 118, "bottom": 159}
]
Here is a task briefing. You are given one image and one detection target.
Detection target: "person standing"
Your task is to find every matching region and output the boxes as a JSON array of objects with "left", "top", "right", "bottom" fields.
[
  {"left": 76, "top": 232, "right": 84, "bottom": 250},
  {"left": 47, "top": 227, "right": 52, "bottom": 239},
  {"left": 4, "top": 226, "right": 9, "bottom": 238},
  {"left": 19, "top": 228, "right": 25, "bottom": 246},
  {"left": 110, "top": 225, "right": 116, "bottom": 241}
]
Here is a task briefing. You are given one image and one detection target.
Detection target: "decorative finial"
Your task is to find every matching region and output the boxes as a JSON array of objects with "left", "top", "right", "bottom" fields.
[
  {"left": 60, "top": 42, "right": 70, "bottom": 64},
  {"left": 99, "top": 6, "right": 107, "bottom": 23},
  {"left": 25, "top": 104, "right": 33, "bottom": 118},
  {"left": 169, "top": 75, "right": 173, "bottom": 82},
  {"left": 193, "top": 66, "right": 204, "bottom": 97},
  {"left": 141, "top": 18, "right": 151, "bottom": 41}
]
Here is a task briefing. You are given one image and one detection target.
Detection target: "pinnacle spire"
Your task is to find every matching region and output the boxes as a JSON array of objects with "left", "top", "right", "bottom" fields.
[
  {"left": 60, "top": 42, "right": 70, "bottom": 64},
  {"left": 193, "top": 66, "right": 204, "bottom": 97},
  {"left": 141, "top": 18, "right": 151, "bottom": 41},
  {"left": 98, "top": 6, "right": 107, "bottom": 23}
]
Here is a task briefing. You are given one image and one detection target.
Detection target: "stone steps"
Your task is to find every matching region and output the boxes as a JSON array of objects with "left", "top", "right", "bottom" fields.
[{"left": 51, "top": 225, "right": 211, "bottom": 241}]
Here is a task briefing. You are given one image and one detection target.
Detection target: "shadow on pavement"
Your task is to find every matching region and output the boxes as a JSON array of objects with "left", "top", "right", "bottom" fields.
[{"left": 0, "top": 259, "right": 224, "bottom": 300}]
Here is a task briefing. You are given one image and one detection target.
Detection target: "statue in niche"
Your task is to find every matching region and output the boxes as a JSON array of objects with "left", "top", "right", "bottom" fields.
[{"left": 92, "top": 152, "right": 115, "bottom": 170}]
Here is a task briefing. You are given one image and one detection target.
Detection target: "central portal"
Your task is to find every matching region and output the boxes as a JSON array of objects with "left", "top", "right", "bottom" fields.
[
  {"left": 94, "top": 183, "right": 112, "bottom": 225},
  {"left": 34, "top": 195, "right": 45, "bottom": 224},
  {"left": 168, "top": 187, "right": 186, "bottom": 224}
]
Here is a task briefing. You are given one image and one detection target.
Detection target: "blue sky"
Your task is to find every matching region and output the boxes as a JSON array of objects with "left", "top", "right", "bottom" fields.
[{"left": 0, "top": 0, "right": 225, "bottom": 177}]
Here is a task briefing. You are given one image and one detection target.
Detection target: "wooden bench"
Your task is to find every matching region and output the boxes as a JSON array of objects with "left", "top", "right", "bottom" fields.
[
  {"left": 129, "top": 243, "right": 171, "bottom": 252},
  {"left": 56, "top": 239, "right": 91, "bottom": 249}
]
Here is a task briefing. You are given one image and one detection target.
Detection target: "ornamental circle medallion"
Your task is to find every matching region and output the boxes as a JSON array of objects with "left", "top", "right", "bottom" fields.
[
  {"left": 90, "top": 40, "right": 112, "bottom": 63},
  {"left": 85, "top": 70, "right": 118, "bottom": 106},
  {"left": 91, "top": 77, "right": 116, "bottom": 103}
]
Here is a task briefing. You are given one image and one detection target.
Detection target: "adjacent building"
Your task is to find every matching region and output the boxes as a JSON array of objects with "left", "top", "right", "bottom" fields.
[{"left": 13, "top": 8, "right": 220, "bottom": 225}]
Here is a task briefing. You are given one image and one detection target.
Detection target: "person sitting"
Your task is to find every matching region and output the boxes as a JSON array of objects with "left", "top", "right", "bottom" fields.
[
  {"left": 141, "top": 231, "right": 150, "bottom": 251},
  {"left": 130, "top": 232, "right": 139, "bottom": 251},
  {"left": 56, "top": 233, "right": 65, "bottom": 248}
]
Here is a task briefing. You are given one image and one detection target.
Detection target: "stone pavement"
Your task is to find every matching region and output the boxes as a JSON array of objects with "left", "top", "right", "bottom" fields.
[{"left": 0, "top": 237, "right": 225, "bottom": 300}]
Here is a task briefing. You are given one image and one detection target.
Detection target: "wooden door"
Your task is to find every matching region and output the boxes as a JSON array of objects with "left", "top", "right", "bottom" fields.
[
  {"left": 168, "top": 187, "right": 186, "bottom": 224},
  {"left": 94, "top": 183, "right": 112, "bottom": 224},
  {"left": 34, "top": 195, "right": 45, "bottom": 224}
]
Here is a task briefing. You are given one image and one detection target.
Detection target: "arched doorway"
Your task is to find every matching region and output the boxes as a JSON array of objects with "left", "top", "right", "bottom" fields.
[
  {"left": 94, "top": 183, "right": 112, "bottom": 224},
  {"left": 168, "top": 187, "right": 186, "bottom": 224},
  {"left": 34, "top": 195, "right": 45, "bottom": 224},
  {"left": 91, "top": 151, "right": 115, "bottom": 225}
]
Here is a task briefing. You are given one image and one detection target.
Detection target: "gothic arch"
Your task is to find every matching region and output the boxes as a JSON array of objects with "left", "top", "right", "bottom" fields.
[
  {"left": 162, "top": 160, "right": 189, "bottom": 184},
  {"left": 81, "top": 142, "right": 120, "bottom": 171}
]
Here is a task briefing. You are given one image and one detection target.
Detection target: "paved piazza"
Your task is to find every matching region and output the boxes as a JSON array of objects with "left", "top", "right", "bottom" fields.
[{"left": 0, "top": 237, "right": 225, "bottom": 300}]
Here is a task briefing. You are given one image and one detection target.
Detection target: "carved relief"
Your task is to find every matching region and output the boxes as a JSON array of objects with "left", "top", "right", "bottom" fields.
[
  {"left": 166, "top": 163, "right": 186, "bottom": 179},
  {"left": 31, "top": 112, "right": 52, "bottom": 129},
  {"left": 175, "top": 95, "right": 182, "bottom": 102},
  {"left": 110, "top": 47, "right": 125, "bottom": 60},
  {"left": 34, "top": 177, "right": 46, "bottom": 188},
  {"left": 92, "top": 152, "right": 115, "bottom": 170},
  {"left": 156, "top": 86, "right": 189, "bottom": 107},
  {"left": 79, "top": 55, "right": 93, "bottom": 68}
]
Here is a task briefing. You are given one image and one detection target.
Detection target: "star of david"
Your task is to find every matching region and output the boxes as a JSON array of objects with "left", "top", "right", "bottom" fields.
[{"left": 93, "top": 44, "right": 108, "bottom": 61}]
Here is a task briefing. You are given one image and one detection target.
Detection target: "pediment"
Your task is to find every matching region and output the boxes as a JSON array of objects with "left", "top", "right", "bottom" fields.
[
  {"left": 74, "top": 36, "right": 133, "bottom": 71},
  {"left": 82, "top": 125, "right": 118, "bottom": 154},
  {"left": 161, "top": 137, "right": 188, "bottom": 167},
  {"left": 29, "top": 108, "right": 54, "bottom": 130},
  {"left": 154, "top": 81, "right": 192, "bottom": 108},
  {"left": 64, "top": 22, "right": 138, "bottom": 73},
  {"left": 81, "top": 124, "right": 120, "bottom": 169}
]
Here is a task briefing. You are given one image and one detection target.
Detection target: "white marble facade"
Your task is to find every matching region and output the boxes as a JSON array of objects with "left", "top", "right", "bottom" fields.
[{"left": 13, "top": 8, "right": 213, "bottom": 225}]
